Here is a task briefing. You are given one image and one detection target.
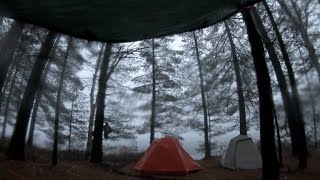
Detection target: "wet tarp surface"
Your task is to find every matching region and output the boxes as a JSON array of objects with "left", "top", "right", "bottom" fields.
[{"left": 0, "top": 0, "right": 261, "bottom": 42}]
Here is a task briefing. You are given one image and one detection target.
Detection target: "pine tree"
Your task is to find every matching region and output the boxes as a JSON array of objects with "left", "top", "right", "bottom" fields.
[
  {"left": 52, "top": 37, "right": 73, "bottom": 166},
  {"left": 193, "top": 31, "right": 210, "bottom": 158},
  {"left": 7, "top": 31, "right": 58, "bottom": 160},
  {"left": 90, "top": 43, "right": 113, "bottom": 163},
  {"left": 86, "top": 43, "right": 104, "bottom": 158},
  {"left": 242, "top": 9, "right": 279, "bottom": 180},
  {"left": 224, "top": 21, "right": 247, "bottom": 136},
  {"left": 0, "top": 21, "right": 25, "bottom": 95}
]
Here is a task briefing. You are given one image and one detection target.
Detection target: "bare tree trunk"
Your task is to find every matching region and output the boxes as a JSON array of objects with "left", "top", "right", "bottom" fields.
[
  {"left": 16, "top": 68, "right": 26, "bottom": 112},
  {"left": 27, "top": 35, "right": 60, "bottom": 147},
  {"left": 264, "top": 1, "right": 308, "bottom": 168},
  {"left": 277, "top": 0, "right": 320, "bottom": 82},
  {"left": 7, "top": 31, "right": 57, "bottom": 161},
  {"left": 0, "top": 21, "right": 24, "bottom": 95},
  {"left": 0, "top": 64, "right": 15, "bottom": 114},
  {"left": 252, "top": 7, "right": 299, "bottom": 155},
  {"left": 1, "top": 69, "right": 18, "bottom": 140},
  {"left": 90, "top": 43, "right": 113, "bottom": 163},
  {"left": 193, "top": 31, "right": 210, "bottom": 158},
  {"left": 302, "top": 56, "right": 318, "bottom": 147},
  {"left": 52, "top": 37, "right": 72, "bottom": 166},
  {"left": 224, "top": 21, "right": 247, "bottom": 136},
  {"left": 242, "top": 9, "right": 279, "bottom": 180},
  {"left": 86, "top": 43, "right": 104, "bottom": 159},
  {"left": 273, "top": 107, "right": 283, "bottom": 168},
  {"left": 69, "top": 101, "right": 73, "bottom": 153},
  {"left": 150, "top": 39, "right": 156, "bottom": 144},
  {"left": 27, "top": 63, "right": 51, "bottom": 147}
]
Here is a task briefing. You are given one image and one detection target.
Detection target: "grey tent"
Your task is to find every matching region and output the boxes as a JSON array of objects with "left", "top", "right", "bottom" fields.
[
  {"left": 0, "top": 0, "right": 261, "bottom": 42},
  {"left": 222, "top": 135, "right": 262, "bottom": 170}
]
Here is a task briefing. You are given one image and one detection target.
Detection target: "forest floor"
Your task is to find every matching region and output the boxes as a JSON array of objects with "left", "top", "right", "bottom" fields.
[{"left": 0, "top": 147, "right": 320, "bottom": 180}]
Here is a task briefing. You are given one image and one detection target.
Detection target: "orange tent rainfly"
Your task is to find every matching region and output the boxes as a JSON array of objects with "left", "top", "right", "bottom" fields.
[{"left": 133, "top": 136, "right": 202, "bottom": 175}]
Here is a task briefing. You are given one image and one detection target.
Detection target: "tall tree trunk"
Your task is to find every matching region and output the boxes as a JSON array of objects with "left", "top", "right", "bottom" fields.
[
  {"left": 86, "top": 44, "right": 105, "bottom": 158},
  {"left": 52, "top": 37, "right": 72, "bottom": 166},
  {"left": 0, "top": 21, "right": 25, "bottom": 95},
  {"left": 273, "top": 107, "right": 283, "bottom": 168},
  {"left": 0, "top": 64, "right": 15, "bottom": 114},
  {"left": 27, "top": 35, "right": 60, "bottom": 147},
  {"left": 193, "top": 31, "right": 210, "bottom": 158},
  {"left": 252, "top": 7, "right": 300, "bottom": 155},
  {"left": 302, "top": 57, "right": 318, "bottom": 147},
  {"left": 224, "top": 21, "right": 247, "bottom": 136},
  {"left": 90, "top": 43, "right": 113, "bottom": 163},
  {"left": 264, "top": 1, "right": 308, "bottom": 168},
  {"left": 27, "top": 63, "right": 52, "bottom": 147},
  {"left": 241, "top": 9, "right": 279, "bottom": 180},
  {"left": 277, "top": 0, "right": 320, "bottom": 82},
  {"left": 1, "top": 69, "right": 18, "bottom": 139},
  {"left": 16, "top": 68, "right": 26, "bottom": 112},
  {"left": 7, "top": 31, "right": 57, "bottom": 161},
  {"left": 150, "top": 39, "right": 156, "bottom": 144},
  {"left": 307, "top": 80, "right": 317, "bottom": 148},
  {"left": 69, "top": 101, "right": 73, "bottom": 153}
]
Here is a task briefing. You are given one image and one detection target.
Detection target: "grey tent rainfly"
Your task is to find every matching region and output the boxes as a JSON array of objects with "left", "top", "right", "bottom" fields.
[
  {"left": 0, "top": 0, "right": 260, "bottom": 42},
  {"left": 0, "top": 0, "right": 282, "bottom": 179}
]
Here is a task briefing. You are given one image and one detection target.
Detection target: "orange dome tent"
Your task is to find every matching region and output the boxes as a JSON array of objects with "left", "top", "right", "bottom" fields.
[{"left": 133, "top": 136, "right": 202, "bottom": 175}]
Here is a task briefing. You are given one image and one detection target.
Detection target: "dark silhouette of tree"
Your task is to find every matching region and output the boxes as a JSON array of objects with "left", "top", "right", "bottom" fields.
[
  {"left": 7, "top": 31, "right": 58, "bottom": 160},
  {"left": 86, "top": 43, "right": 104, "bottom": 158},
  {"left": 27, "top": 35, "right": 61, "bottom": 147},
  {"left": 193, "top": 31, "right": 210, "bottom": 158},
  {"left": 149, "top": 38, "right": 156, "bottom": 144},
  {"left": 0, "top": 21, "right": 24, "bottom": 95},
  {"left": 90, "top": 43, "right": 113, "bottom": 163},
  {"left": 277, "top": 0, "right": 320, "bottom": 82},
  {"left": 52, "top": 37, "right": 73, "bottom": 166},
  {"left": 242, "top": 9, "right": 279, "bottom": 180},
  {"left": 263, "top": 1, "right": 308, "bottom": 168},
  {"left": 224, "top": 21, "right": 247, "bottom": 136}
]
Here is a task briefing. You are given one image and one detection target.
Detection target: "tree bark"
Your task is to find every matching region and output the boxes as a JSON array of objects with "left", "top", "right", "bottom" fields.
[
  {"left": 302, "top": 55, "right": 317, "bottom": 148},
  {"left": 27, "top": 63, "right": 51, "bottom": 147},
  {"left": 264, "top": 1, "right": 308, "bottom": 168},
  {"left": 52, "top": 37, "right": 72, "bottom": 166},
  {"left": 277, "top": 0, "right": 320, "bottom": 82},
  {"left": 273, "top": 107, "right": 283, "bottom": 168},
  {"left": 224, "top": 21, "right": 247, "bottom": 136},
  {"left": 252, "top": 7, "right": 299, "bottom": 155},
  {"left": 241, "top": 9, "right": 279, "bottom": 180},
  {"left": 193, "top": 31, "right": 210, "bottom": 158},
  {"left": 69, "top": 101, "right": 73, "bottom": 153},
  {"left": 90, "top": 43, "right": 113, "bottom": 163},
  {"left": 150, "top": 39, "right": 156, "bottom": 144},
  {"left": 1, "top": 69, "right": 18, "bottom": 139},
  {"left": 27, "top": 35, "right": 60, "bottom": 147},
  {"left": 86, "top": 43, "right": 104, "bottom": 158},
  {"left": 16, "top": 67, "right": 26, "bottom": 112},
  {"left": 7, "top": 31, "right": 57, "bottom": 161},
  {"left": 0, "top": 64, "right": 15, "bottom": 114},
  {"left": 0, "top": 21, "right": 25, "bottom": 95}
]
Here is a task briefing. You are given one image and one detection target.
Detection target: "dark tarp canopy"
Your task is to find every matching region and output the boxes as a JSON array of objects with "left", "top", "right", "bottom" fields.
[{"left": 0, "top": 0, "right": 261, "bottom": 42}]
